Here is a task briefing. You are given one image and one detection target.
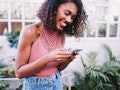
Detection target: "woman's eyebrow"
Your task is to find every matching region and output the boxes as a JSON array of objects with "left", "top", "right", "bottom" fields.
[{"left": 64, "top": 9, "right": 77, "bottom": 16}]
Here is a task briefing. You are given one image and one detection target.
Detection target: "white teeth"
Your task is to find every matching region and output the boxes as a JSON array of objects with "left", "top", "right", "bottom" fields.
[{"left": 61, "top": 22, "right": 66, "bottom": 27}]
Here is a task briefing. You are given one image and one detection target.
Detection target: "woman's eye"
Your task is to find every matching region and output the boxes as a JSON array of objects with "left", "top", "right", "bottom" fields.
[{"left": 65, "top": 12, "right": 70, "bottom": 16}]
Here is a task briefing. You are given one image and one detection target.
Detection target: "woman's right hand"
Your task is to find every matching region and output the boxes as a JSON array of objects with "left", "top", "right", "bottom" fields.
[{"left": 46, "top": 48, "right": 72, "bottom": 62}]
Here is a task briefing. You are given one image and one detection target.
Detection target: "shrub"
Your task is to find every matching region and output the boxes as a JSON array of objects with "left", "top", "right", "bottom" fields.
[{"left": 73, "top": 44, "right": 120, "bottom": 90}]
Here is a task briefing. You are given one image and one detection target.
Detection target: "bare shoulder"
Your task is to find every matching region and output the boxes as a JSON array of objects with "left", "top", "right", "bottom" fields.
[
  {"left": 20, "top": 22, "right": 41, "bottom": 43},
  {"left": 21, "top": 24, "right": 36, "bottom": 38}
]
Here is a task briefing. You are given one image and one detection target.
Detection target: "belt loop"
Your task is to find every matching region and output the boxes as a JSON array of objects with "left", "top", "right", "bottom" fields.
[
  {"left": 55, "top": 73, "right": 58, "bottom": 79},
  {"left": 55, "top": 70, "right": 60, "bottom": 79},
  {"left": 59, "top": 70, "right": 61, "bottom": 76}
]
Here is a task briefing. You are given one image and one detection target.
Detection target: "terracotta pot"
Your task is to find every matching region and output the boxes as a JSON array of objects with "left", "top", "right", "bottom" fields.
[{"left": 0, "top": 22, "right": 7, "bottom": 35}]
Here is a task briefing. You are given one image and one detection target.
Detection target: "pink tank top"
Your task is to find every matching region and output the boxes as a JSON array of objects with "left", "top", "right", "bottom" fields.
[{"left": 28, "top": 25, "right": 63, "bottom": 77}]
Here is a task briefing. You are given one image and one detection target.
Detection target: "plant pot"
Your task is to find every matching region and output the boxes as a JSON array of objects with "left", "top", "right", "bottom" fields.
[{"left": 0, "top": 22, "right": 7, "bottom": 35}]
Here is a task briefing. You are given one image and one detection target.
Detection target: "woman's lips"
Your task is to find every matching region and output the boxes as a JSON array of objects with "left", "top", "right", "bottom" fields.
[{"left": 60, "top": 22, "right": 66, "bottom": 29}]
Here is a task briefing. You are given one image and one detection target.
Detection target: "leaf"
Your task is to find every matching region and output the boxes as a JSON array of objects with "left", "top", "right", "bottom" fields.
[{"left": 5, "top": 30, "right": 20, "bottom": 48}]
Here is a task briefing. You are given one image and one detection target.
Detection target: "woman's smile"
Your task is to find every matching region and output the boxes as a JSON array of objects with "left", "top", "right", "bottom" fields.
[{"left": 56, "top": 2, "right": 78, "bottom": 31}]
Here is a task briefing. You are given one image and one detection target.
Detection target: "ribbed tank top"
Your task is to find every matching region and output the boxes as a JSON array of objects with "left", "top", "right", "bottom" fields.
[{"left": 28, "top": 25, "right": 63, "bottom": 77}]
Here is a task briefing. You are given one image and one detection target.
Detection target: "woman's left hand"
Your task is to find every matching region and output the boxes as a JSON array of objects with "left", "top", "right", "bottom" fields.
[{"left": 65, "top": 48, "right": 79, "bottom": 61}]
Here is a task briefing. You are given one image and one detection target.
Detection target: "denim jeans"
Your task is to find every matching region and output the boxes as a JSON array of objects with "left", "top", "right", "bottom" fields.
[{"left": 22, "top": 71, "right": 63, "bottom": 90}]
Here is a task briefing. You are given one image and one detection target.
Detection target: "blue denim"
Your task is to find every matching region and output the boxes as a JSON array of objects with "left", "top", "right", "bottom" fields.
[{"left": 22, "top": 71, "right": 63, "bottom": 90}]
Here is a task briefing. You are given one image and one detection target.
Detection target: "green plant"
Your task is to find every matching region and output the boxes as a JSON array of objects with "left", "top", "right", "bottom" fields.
[
  {"left": 16, "top": 84, "right": 23, "bottom": 90},
  {"left": 101, "top": 61, "right": 120, "bottom": 90},
  {"left": 0, "top": 60, "right": 7, "bottom": 68},
  {"left": 0, "top": 80, "right": 8, "bottom": 90},
  {"left": 102, "top": 44, "right": 117, "bottom": 61},
  {"left": 5, "top": 30, "right": 20, "bottom": 48},
  {"left": 63, "top": 84, "right": 68, "bottom": 90},
  {"left": 73, "top": 52, "right": 111, "bottom": 90},
  {"left": 0, "top": 67, "right": 15, "bottom": 77},
  {"left": 98, "top": 25, "right": 106, "bottom": 37},
  {"left": 72, "top": 44, "right": 120, "bottom": 90},
  {"left": 101, "top": 44, "right": 120, "bottom": 89},
  {"left": 0, "top": 60, "right": 15, "bottom": 89}
]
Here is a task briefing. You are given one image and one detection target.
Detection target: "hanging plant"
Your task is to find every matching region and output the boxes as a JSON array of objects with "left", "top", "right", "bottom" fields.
[{"left": 5, "top": 30, "right": 20, "bottom": 48}]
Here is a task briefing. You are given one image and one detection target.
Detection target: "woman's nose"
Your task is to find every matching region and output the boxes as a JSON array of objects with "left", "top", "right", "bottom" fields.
[{"left": 66, "top": 16, "right": 73, "bottom": 24}]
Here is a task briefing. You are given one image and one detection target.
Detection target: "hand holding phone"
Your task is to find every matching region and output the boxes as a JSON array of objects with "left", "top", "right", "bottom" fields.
[{"left": 72, "top": 49, "right": 82, "bottom": 55}]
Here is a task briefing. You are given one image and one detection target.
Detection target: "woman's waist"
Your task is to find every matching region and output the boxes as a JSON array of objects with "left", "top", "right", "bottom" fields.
[{"left": 34, "top": 67, "right": 58, "bottom": 77}]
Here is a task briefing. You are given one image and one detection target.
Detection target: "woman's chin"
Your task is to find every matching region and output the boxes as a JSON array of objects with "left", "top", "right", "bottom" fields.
[
  {"left": 58, "top": 27, "right": 64, "bottom": 31},
  {"left": 56, "top": 26, "right": 65, "bottom": 31}
]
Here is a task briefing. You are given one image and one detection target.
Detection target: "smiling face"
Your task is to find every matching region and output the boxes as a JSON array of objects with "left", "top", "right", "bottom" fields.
[{"left": 56, "top": 2, "right": 78, "bottom": 31}]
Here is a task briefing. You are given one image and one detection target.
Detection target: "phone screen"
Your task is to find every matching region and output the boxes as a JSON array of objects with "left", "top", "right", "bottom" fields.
[
  {"left": 72, "top": 49, "right": 82, "bottom": 55},
  {"left": 72, "top": 49, "right": 82, "bottom": 52}
]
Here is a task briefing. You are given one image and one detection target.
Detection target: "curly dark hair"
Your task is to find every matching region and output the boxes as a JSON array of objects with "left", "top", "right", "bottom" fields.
[{"left": 37, "top": 0, "right": 87, "bottom": 37}]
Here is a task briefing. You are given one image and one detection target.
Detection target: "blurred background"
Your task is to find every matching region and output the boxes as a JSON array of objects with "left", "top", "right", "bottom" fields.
[
  {"left": 0, "top": 0, "right": 120, "bottom": 90},
  {"left": 0, "top": 0, "right": 120, "bottom": 37}
]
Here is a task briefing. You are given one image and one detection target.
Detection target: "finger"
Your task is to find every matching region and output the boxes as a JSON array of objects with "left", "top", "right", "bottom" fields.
[
  {"left": 59, "top": 51, "right": 72, "bottom": 56},
  {"left": 56, "top": 58, "right": 63, "bottom": 62},
  {"left": 67, "top": 48, "right": 72, "bottom": 51},
  {"left": 72, "top": 52, "right": 79, "bottom": 55},
  {"left": 68, "top": 56, "right": 76, "bottom": 60}
]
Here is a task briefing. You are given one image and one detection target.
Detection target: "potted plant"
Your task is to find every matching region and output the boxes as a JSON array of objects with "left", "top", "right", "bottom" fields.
[
  {"left": 72, "top": 44, "right": 120, "bottom": 90},
  {"left": 99, "top": 27, "right": 106, "bottom": 37},
  {"left": 0, "top": 60, "right": 15, "bottom": 78},
  {"left": 0, "top": 67, "right": 15, "bottom": 78},
  {"left": 0, "top": 80, "right": 8, "bottom": 90},
  {"left": 5, "top": 30, "right": 20, "bottom": 48},
  {"left": 0, "top": 61, "right": 9, "bottom": 89}
]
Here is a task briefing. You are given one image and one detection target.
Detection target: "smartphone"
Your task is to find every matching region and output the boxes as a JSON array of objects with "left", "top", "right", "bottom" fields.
[{"left": 72, "top": 49, "right": 82, "bottom": 55}]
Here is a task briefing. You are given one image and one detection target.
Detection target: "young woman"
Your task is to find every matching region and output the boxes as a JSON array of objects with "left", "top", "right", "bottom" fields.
[{"left": 15, "top": 0, "right": 87, "bottom": 90}]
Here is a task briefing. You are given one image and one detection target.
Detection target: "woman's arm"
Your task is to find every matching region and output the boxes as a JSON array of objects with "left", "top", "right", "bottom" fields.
[{"left": 15, "top": 25, "right": 49, "bottom": 78}]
